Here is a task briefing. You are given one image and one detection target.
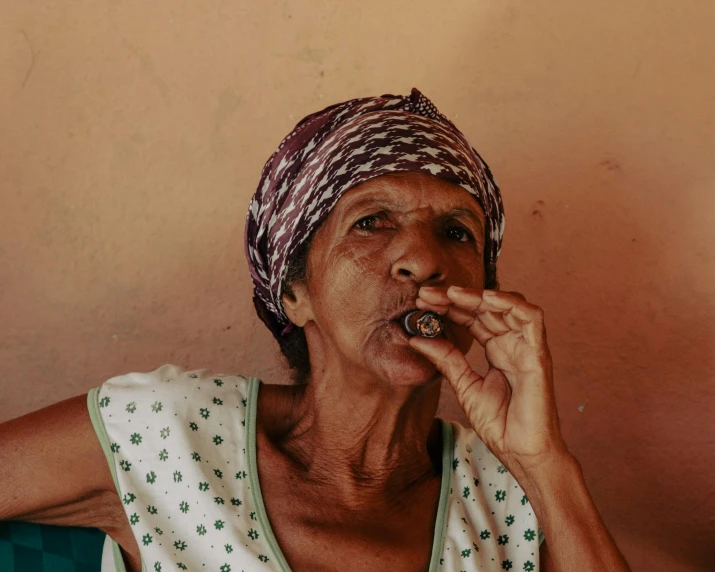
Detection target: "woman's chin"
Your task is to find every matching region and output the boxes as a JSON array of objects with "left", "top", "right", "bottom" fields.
[
  {"left": 381, "top": 339, "right": 443, "bottom": 385},
  {"left": 359, "top": 322, "right": 444, "bottom": 385}
]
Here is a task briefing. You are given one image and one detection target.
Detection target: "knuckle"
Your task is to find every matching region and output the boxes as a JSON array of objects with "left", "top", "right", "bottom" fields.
[
  {"left": 531, "top": 305, "right": 545, "bottom": 321},
  {"left": 508, "top": 291, "right": 527, "bottom": 301}
]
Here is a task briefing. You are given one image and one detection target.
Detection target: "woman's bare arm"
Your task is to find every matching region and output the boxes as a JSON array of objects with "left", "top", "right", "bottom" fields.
[
  {"left": 0, "top": 393, "right": 124, "bottom": 532},
  {"left": 526, "top": 452, "right": 630, "bottom": 572}
]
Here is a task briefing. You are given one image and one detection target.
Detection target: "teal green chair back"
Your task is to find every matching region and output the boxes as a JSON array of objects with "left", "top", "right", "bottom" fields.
[{"left": 0, "top": 521, "right": 105, "bottom": 572}]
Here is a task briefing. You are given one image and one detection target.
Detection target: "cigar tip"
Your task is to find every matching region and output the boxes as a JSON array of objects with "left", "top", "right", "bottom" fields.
[{"left": 400, "top": 309, "right": 443, "bottom": 338}]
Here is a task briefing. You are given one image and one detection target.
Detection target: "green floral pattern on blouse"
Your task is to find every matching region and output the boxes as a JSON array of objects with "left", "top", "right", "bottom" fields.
[{"left": 89, "top": 365, "right": 543, "bottom": 571}]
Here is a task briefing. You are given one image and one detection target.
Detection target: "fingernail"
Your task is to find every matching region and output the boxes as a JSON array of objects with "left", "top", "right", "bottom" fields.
[{"left": 448, "top": 285, "right": 466, "bottom": 294}]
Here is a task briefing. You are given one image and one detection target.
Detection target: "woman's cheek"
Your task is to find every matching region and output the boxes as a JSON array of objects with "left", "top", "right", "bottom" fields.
[{"left": 336, "top": 242, "right": 386, "bottom": 276}]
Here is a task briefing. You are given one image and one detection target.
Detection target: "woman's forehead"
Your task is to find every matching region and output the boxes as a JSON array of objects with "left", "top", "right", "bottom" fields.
[{"left": 335, "top": 172, "right": 486, "bottom": 222}]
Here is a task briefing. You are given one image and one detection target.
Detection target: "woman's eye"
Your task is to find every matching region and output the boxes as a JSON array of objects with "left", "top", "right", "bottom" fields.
[
  {"left": 353, "top": 217, "right": 474, "bottom": 242},
  {"left": 354, "top": 215, "right": 380, "bottom": 231},
  {"left": 446, "top": 225, "right": 474, "bottom": 242}
]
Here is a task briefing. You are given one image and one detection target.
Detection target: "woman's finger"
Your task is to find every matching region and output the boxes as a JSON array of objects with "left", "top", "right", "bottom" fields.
[
  {"left": 501, "top": 290, "right": 526, "bottom": 300},
  {"left": 417, "top": 290, "right": 503, "bottom": 342},
  {"left": 419, "top": 286, "right": 517, "bottom": 339},
  {"left": 445, "top": 306, "right": 495, "bottom": 345},
  {"left": 417, "top": 286, "right": 465, "bottom": 308},
  {"left": 416, "top": 298, "right": 497, "bottom": 347},
  {"left": 414, "top": 297, "right": 450, "bottom": 315},
  {"left": 477, "top": 290, "right": 535, "bottom": 321},
  {"left": 448, "top": 289, "right": 545, "bottom": 346},
  {"left": 500, "top": 310, "right": 527, "bottom": 333},
  {"left": 476, "top": 311, "right": 511, "bottom": 335},
  {"left": 478, "top": 291, "right": 545, "bottom": 346},
  {"left": 419, "top": 286, "right": 544, "bottom": 346}
]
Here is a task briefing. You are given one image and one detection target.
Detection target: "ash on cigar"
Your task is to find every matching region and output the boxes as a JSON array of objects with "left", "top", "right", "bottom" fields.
[{"left": 400, "top": 310, "right": 444, "bottom": 338}]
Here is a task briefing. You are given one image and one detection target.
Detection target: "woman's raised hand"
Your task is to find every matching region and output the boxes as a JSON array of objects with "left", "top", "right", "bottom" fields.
[{"left": 410, "top": 286, "right": 569, "bottom": 476}]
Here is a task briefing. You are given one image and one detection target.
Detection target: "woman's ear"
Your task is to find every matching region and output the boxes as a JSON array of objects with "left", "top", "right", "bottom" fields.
[{"left": 282, "top": 282, "right": 313, "bottom": 328}]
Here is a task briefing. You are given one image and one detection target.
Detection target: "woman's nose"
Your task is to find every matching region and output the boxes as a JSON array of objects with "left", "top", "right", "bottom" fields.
[{"left": 390, "top": 224, "right": 447, "bottom": 284}]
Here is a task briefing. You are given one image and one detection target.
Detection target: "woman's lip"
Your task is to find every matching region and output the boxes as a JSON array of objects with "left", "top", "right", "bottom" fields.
[
  {"left": 386, "top": 320, "right": 411, "bottom": 341},
  {"left": 390, "top": 308, "right": 419, "bottom": 322}
]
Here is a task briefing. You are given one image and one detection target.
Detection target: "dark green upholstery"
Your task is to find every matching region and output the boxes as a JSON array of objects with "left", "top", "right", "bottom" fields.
[{"left": 0, "top": 521, "right": 105, "bottom": 572}]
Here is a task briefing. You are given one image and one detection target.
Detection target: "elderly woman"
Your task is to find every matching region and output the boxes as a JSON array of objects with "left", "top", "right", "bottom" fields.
[{"left": 0, "top": 89, "right": 630, "bottom": 572}]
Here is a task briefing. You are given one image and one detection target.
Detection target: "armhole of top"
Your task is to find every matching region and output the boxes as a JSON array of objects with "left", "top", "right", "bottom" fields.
[
  {"left": 427, "top": 418, "right": 454, "bottom": 572},
  {"left": 86, "top": 388, "right": 134, "bottom": 572},
  {"left": 538, "top": 528, "right": 545, "bottom": 546},
  {"left": 245, "top": 377, "right": 292, "bottom": 572}
]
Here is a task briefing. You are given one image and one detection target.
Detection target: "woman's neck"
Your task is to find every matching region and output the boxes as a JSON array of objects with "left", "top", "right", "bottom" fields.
[{"left": 257, "top": 371, "right": 443, "bottom": 508}]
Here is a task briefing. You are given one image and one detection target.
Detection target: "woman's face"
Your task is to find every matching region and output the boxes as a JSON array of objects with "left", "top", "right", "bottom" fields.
[{"left": 284, "top": 171, "right": 487, "bottom": 386}]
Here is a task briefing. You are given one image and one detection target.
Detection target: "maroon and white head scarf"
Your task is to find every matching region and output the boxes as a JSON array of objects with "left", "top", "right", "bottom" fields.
[{"left": 244, "top": 88, "right": 505, "bottom": 341}]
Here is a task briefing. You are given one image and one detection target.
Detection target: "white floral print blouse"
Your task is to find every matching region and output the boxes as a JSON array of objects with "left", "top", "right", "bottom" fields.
[{"left": 88, "top": 365, "right": 543, "bottom": 572}]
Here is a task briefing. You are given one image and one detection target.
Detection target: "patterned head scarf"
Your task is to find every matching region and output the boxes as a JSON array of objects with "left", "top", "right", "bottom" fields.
[{"left": 244, "top": 88, "right": 505, "bottom": 341}]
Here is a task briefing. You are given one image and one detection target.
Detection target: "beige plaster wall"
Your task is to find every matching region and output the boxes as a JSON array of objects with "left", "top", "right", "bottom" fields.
[{"left": 1, "top": 1, "right": 714, "bottom": 570}]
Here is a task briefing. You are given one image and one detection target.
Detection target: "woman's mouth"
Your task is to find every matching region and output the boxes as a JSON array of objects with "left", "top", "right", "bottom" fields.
[{"left": 385, "top": 321, "right": 413, "bottom": 345}]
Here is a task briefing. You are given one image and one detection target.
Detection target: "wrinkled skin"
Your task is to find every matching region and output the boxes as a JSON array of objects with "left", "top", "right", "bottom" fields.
[{"left": 283, "top": 170, "right": 486, "bottom": 389}]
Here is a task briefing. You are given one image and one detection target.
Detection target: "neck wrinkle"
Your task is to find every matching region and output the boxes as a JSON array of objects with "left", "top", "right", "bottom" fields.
[{"left": 269, "top": 374, "right": 443, "bottom": 506}]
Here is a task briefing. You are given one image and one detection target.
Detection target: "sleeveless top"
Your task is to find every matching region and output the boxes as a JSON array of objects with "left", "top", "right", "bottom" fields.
[{"left": 88, "top": 365, "right": 544, "bottom": 572}]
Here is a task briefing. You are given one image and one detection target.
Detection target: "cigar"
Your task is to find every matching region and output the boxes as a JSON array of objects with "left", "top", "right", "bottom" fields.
[{"left": 400, "top": 310, "right": 444, "bottom": 338}]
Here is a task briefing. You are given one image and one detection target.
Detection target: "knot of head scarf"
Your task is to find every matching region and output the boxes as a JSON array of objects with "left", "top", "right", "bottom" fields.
[{"left": 244, "top": 88, "right": 505, "bottom": 341}]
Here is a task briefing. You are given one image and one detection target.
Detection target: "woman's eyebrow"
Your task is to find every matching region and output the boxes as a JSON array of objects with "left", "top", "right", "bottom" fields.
[
  {"left": 340, "top": 197, "right": 398, "bottom": 224},
  {"left": 443, "top": 207, "right": 485, "bottom": 233}
]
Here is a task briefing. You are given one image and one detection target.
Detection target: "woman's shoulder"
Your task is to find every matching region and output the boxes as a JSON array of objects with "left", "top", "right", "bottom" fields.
[
  {"left": 88, "top": 365, "right": 258, "bottom": 463},
  {"left": 99, "top": 363, "right": 253, "bottom": 392},
  {"left": 86, "top": 366, "right": 273, "bottom": 570},
  {"left": 91, "top": 364, "right": 255, "bottom": 412}
]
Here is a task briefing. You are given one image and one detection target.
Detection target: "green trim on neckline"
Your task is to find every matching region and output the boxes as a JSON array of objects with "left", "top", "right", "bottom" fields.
[
  {"left": 87, "top": 388, "right": 146, "bottom": 572},
  {"left": 245, "top": 378, "right": 454, "bottom": 572},
  {"left": 428, "top": 418, "right": 453, "bottom": 572},
  {"left": 246, "top": 378, "right": 292, "bottom": 571}
]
